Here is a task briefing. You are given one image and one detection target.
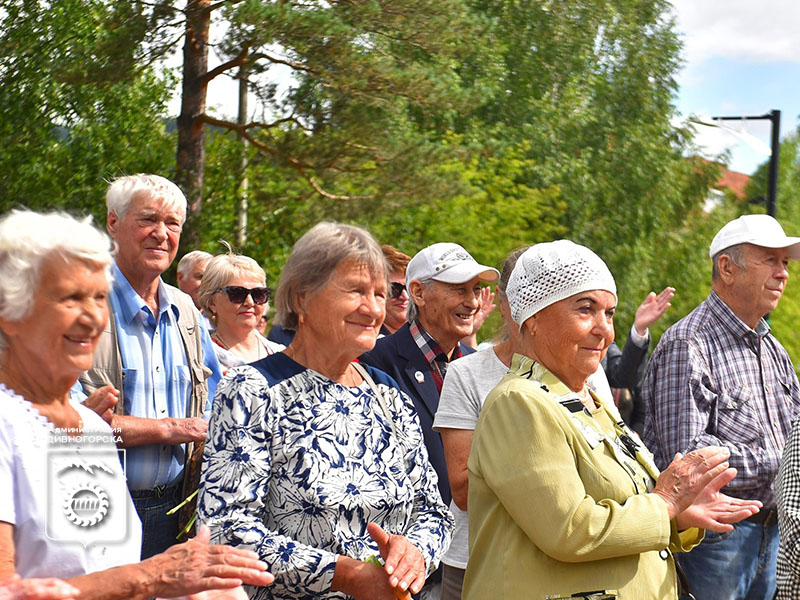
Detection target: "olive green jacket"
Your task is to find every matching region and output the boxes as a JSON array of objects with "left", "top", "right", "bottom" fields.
[{"left": 464, "top": 355, "right": 702, "bottom": 599}]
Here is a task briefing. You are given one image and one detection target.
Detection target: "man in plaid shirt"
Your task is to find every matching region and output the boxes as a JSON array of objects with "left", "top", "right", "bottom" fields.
[{"left": 643, "top": 214, "right": 800, "bottom": 600}]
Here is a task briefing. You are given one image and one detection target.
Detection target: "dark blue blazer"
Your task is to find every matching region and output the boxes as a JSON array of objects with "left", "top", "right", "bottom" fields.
[{"left": 361, "top": 323, "right": 475, "bottom": 507}]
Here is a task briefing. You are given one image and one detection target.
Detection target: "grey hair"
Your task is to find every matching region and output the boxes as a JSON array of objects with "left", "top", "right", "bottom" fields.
[
  {"left": 712, "top": 244, "right": 746, "bottom": 281},
  {"left": 197, "top": 248, "right": 267, "bottom": 325},
  {"left": 106, "top": 174, "right": 187, "bottom": 222},
  {"left": 0, "top": 210, "right": 113, "bottom": 352},
  {"left": 406, "top": 279, "right": 435, "bottom": 322},
  {"left": 274, "top": 222, "right": 388, "bottom": 330},
  {"left": 177, "top": 250, "right": 213, "bottom": 277}
]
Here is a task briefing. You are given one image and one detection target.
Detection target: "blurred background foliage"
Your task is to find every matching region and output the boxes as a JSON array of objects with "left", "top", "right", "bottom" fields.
[{"left": 1, "top": 0, "right": 797, "bottom": 364}]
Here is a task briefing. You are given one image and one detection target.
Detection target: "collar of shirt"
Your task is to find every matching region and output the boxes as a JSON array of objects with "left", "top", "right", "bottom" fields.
[
  {"left": 409, "top": 320, "right": 463, "bottom": 366},
  {"left": 111, "top": 262, "right": 179, "bottom": 327},
  {"left": 707, "top": 289, "right": 771, "bottom": 342}
]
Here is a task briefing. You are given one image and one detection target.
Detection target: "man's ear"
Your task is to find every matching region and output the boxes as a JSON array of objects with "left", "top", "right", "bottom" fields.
[
  {"left": 408, "top": 280, "right": 426, "bottom": 307},
  {"left": 106, "top": 211, "right": 118, "bottom": 238},
  {"left": 717, "top": 254, "right": 738, "bottom": 284}
]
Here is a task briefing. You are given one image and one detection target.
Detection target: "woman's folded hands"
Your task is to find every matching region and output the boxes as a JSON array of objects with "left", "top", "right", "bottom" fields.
[{"left": 653, "top": 447, "right": 762, "bottom": 533}]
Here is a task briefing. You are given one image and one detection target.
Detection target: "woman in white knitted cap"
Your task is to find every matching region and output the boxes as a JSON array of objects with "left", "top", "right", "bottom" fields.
[{"left": 462, "top": 240, "right": 761, "bottom": 600}]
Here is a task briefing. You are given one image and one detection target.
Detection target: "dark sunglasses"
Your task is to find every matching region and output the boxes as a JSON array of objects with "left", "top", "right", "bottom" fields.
[
  {"left": 216, "top": 285, "right": 270, "bottom": 305},
  {"left": 390, "top": 282, "right": 407, "bottom": 299}
]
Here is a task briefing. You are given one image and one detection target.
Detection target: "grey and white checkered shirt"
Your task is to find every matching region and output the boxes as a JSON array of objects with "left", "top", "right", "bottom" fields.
[
  {"left": 643, "top": 290, "right": 800, "bottom": 507},
  {"left": 777, "top": 415, "right": 800, "bottom": 598}
]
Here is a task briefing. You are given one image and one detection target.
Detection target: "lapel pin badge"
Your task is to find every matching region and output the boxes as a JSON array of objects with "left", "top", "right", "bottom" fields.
[{"left": 414, "top": 371, "right": 425, "bottom": 383}]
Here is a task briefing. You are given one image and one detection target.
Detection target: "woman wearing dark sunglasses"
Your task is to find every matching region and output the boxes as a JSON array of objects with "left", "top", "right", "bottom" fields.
[
  {"left": 380, "top": 245, "right": 411, "bottom": 336},
  {"left": 197, "top": 251, "right": 284, "bottom": 370}
]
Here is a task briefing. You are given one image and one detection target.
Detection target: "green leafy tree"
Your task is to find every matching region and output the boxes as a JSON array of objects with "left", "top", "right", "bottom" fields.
[
  {"left": 0, "top": 0, "right": 175, "bottom": 220},
  {"left": 443, "top": 0, "right": 715, "bottom": 339}
]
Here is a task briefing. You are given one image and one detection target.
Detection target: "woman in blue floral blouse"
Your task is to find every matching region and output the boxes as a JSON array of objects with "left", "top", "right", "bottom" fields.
[{"left": 198, "top": 222, "right": 453, "bottom": 600}]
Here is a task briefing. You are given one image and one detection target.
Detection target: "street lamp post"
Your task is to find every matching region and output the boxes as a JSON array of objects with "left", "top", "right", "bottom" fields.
[{"left": 711, "top": 110, "right": 781, "bottom": 217}]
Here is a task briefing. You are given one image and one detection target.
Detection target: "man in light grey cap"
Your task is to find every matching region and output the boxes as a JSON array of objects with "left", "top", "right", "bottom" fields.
[
  {"left": 362, "top": 243, "right": 499, "bottom": 507},
  {"left": 643, "top": 214, "right": 800, "bottom": 600},
  {"left": 361, "top": 243, "right": 497, "bottom": 598}
]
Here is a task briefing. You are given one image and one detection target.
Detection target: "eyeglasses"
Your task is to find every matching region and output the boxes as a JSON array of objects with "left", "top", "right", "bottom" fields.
[
  {"left": 390, "top": 282, "right": 407, "bottom": 299},
  {"left": 215, "top": 286, "right": 270, "bottom": 305}
]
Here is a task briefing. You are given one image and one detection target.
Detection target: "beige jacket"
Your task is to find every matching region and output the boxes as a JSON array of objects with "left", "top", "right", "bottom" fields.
[{"left": 79, "top": 283, "right": 211, "bottom": 534}]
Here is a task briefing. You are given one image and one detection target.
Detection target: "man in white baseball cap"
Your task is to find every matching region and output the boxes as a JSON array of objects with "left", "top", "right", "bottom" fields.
[
  {"left": 709, "top": 213, "right": 800, "bottom": 260},
  {"left": 361, "top": 242, "right": 497, "bottom": 598},
  {"left": 643, "top": 214, "right": 800, "bottom": 600}
]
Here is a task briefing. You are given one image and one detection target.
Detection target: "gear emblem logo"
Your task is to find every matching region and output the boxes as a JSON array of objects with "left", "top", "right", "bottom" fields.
[
  {"left": 63, "top": 483, "right": 110, "bottom": 528},
  {"left": 47, "top": 441, "right": 129, "bottom": 548}
]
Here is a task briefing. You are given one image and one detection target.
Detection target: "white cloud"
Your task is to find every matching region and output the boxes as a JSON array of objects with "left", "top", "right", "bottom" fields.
[{"left": 670, "top": 0, "right": 800, "bottom": 65}]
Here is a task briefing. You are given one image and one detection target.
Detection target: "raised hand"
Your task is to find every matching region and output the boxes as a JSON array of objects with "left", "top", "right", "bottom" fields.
[
  {"left": 633, "top": 286, "right": 675, "bottom": 335},
  {"left": 81, "top": 385, "right": 119, "bottom": 426},
  {"left": 145, "top": 525, "right": 273, "bottom": 599},
  {"left": 472, "top": 287, "right": 497, "bottom": 334},
  {"left": 652, "top": 446, "right": 732, "bottom": 520}
]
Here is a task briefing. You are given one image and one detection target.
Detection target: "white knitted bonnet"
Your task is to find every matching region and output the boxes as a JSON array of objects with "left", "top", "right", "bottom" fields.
[{"left": 507, "top": 240, "right": 617, "bottom": 327}]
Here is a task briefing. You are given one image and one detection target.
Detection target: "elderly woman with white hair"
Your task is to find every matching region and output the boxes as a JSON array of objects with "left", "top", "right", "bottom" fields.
[
  {"left": 198, "top": 222, "right": 453, "bottom": 600},
  {"left": 463, "top": 240, "right": 762, "bottom": 600},
  {"left": 0, "top": 210, "right": 273, "bottom": 599},
  {"left": 196, "top": 250, "right": 283, "bottom": 371}
]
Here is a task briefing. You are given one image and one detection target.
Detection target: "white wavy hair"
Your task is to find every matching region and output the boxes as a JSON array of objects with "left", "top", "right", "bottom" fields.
[
  {"left": 106, "top": 174, "right": 187, "bottom": 222},
  {"left": 0, "top": 210, "right": 113, "bottom": 351}
]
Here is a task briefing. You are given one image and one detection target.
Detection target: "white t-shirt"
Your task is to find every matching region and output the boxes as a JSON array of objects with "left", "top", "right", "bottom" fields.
[
  {"left": 432, "top": 349, "right": 613, "bottom": 569},
  {"left": 212, "top": 332, "right": 285, "bottom": 373},
  {"left": 433, "top": 348, "right": 508, "bottom": 569},
  {"left": 0, "top": 385, "right": 142, "bottom": 579}
]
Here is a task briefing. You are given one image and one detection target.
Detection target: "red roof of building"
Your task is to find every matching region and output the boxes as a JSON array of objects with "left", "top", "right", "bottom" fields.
[{"left": 716, "top": 168, "right": 750, "bottom": 199}]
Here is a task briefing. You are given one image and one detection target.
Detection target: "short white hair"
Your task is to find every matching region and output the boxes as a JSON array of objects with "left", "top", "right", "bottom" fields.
[
  {"left": 0, "top": 210, "right": 114, "bottom": 351},
  {"left": 177, "top": 250, "right": 213, "bottom": 277},
  {"left": 106, "top": 174, "right": 187, "bottom": 222}
]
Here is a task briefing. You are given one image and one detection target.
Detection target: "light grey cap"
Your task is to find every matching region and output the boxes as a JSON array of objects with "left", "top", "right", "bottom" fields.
[
  {"left": 507, "top": 240, "right": 617, "bottom": 327},
  {"left": 406, "top": 242, "right": 499, "bottom": 286}
]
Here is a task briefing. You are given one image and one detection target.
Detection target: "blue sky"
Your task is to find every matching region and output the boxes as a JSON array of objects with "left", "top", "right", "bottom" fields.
[{"left": 670, "top": 0, "right": 800, "bottom": 174}]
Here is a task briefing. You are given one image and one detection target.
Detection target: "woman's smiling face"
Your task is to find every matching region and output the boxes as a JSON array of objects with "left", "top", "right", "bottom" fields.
[
  {"left": 0, "top": 254, "right": 109, "bottom": 385},
  {"left": 522, "top": 289, "right": 616, "bottom": 392},
  {"left": 299, "top": 260, "right": 387, "bottom": 358}
]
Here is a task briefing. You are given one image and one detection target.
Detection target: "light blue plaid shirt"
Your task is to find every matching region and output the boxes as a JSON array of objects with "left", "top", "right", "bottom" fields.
[{"left": 109, "top": 263, "right": 220, "bottom": 490}]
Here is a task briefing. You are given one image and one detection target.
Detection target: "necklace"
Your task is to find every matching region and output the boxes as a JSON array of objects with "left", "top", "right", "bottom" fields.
[{"left": 213, "top": 330, "right": 265, "bottom": 360}]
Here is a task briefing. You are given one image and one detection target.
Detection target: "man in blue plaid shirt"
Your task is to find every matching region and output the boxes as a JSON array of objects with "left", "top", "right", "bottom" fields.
[{"left": 643, "top": 214, "right": 800, "bottom": 600}]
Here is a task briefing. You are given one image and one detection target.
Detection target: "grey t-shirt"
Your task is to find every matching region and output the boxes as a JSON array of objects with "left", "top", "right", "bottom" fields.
[{"left": 433, "top": 347, "right": 508, "bottom": 569}]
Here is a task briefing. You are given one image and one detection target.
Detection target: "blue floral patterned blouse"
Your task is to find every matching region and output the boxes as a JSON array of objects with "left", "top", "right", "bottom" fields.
[{"left": 198, "top": 353, "right": 453, "bottom": 599}]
